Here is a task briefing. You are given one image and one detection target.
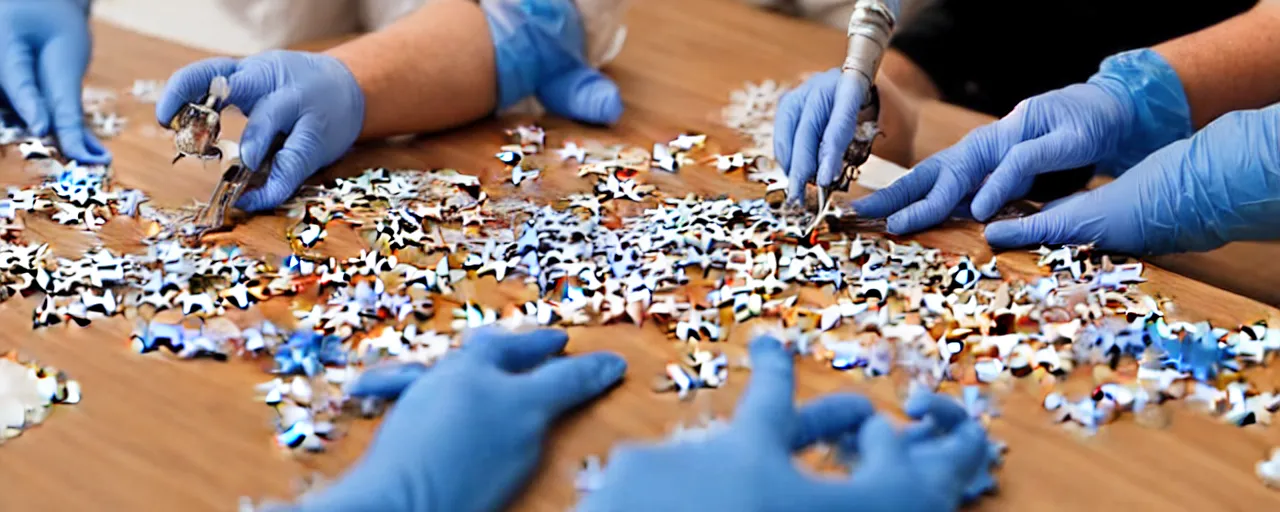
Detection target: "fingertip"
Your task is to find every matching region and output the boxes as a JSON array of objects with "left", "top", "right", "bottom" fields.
[
  {"left": 576, "top": 351, "right": 628, "bottom": 388},
  {"left": 528, "top": 351, "right": 627, "bottom": 415},
  {"left": 238, "top": 139, "right": 263, "bottom": 172},
  {"left": 905, "top": 393, "right": 969, "bottom": 432},
  {"left": 536, "top": 68, "right": 624, "bottom": 125},
  {"left": 786, "top": 172, "right": 808, "bottom": 204},
  {"left": 983, "top": 219, "right": 1026, "bottom": 248},
  {"left": 748, "top": 335, "right": 788, "bottom": 362},
  {"left": 24, "top": 104, "right": 49, "bottom": 136},
  {"left": 347, "top": 362, "right": 428, "bottom": 398},
  {"left": 885, "top": 210, "right": 919, "bottom": 235}
]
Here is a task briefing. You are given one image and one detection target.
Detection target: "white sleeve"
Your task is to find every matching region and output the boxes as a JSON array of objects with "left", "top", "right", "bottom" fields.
[
  {"left": 357, "top": 0, "right": 426, "bottom": 31},
  {"left": 573, "top": 0, "right": 630, "bottom": 67}
]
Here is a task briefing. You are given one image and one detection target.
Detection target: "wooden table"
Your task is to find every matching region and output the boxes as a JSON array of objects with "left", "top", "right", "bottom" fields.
[{"left": 3, "top": 1, "right": 1280, "bottom": 510}]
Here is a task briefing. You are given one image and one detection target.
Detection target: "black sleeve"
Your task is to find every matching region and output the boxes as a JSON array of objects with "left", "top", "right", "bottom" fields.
[{"left": 890, "top": 0, "right": 1258, "bottom": 117}]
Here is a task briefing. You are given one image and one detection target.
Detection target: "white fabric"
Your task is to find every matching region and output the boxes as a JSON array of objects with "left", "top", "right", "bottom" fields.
[{"left": 90, "top": 0, "right": 425, "bottom": 55}]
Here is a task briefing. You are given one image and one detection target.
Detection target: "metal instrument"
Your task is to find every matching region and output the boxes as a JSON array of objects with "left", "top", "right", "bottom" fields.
[
  {"left": 169, "top": 76, "right": 230, "bottom": 164},
  {"left": 184, "top": 135, "right": 284, "bottom": 238},
  {"left": 808, "top": 0, "right": 896, "bottom": 234}
]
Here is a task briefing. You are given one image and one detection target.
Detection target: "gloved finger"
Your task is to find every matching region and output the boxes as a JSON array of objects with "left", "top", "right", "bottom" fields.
[
  {"left": 923, "top": 421, "right": 990, "bottom": 489},
  {"left": 904, "top": 392, "right": 970, "bottom": 433},
  {"left": 983, "top": 189, "right": 1134, "bottom": 251},
  {"left": 789, "top": 393, "right": 875, "bottom": 451},
  {"left": 773, "top": 79, "right": 813, "bottom": 172},
  {"left": 537, "top": 67, "right": 623, "bottom": 125},
  {"left": 461, "top": 327, "right": 570, "bottom": 373},
  {"left": 970, "top": 131, "right": 1077, "bottom": 221},
  {"left": 156, "top": 57, "right": 239, "bottom": 126},
  {"left": 1, "top": 42, "right": 48, "bottom": 135},
  {"left": 786, "top": 71, "right": 838, "bottom": 202},
  {"left": 853, "top": 414, "right": 906, "bottom": 468},
  {"left": 849, "top": 157, "right": 939, "bottom": 219},
  {"left": 886, "top": 167, "right": 977, "bottom": 234},
  {"left": 82, "top": 130, "right": 109, "bottom": 158},
  {"left": 38, "top": 38, "right": 109, "bottom": 164},
  {"left": 733, "top": 336, "right": 796, "bottom": 441},
  {"left": 816, "top": 71, "right": 868, "bottom": 187},
  {"left": 523, "top": 351, "right": 627, "bottom": 416},
  {"left": 902, "top": 416, "right": 939, "bottom": 444},
  {"left": 347, "top": 362, "right": 429, "bottom": 398},
  {"left": 232, "top": 90, "right": 308, "bottom": 212}
]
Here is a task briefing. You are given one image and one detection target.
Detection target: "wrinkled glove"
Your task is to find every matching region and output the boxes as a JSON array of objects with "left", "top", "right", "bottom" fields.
[
  {"left": 155, "top": 51, "right": 363, "bottom": 212},
  {"left": 985, "top": 106, "right": 1280, "bottom": 254},
  {"left": 488, "top": 0, "right": 624, "bottom": 125},
  {"left": 576, "top": 336, "right": 989, "bottom": 512},
  {"left": 0, "top": 0, "right": 109, "bottom": 163},
  {"left": 774, "top": 68, "right": 872, "bottom": 201},
  {"left": 288, "top": 327, "right": 626, "bottom": 512},
  {"left": 853, "top": 48, "right": 1192, "bottom": 234}
]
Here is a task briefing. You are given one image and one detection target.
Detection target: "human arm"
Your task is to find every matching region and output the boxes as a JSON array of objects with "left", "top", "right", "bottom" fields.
[
  {"left": 1153, "top": 2, "right": 1280, "bottom": 129},
  {"left": 984, "top": 104, "right": 1280, "bottom": 254},
  {"left": 0, "top": 0, "right": 109, "bottom": 163},
  {"left": 156, "top": 0, "right": 623, "bottom": 211},
  {"left": 274, "top": 327, "right": 627, "bottom": 512},
  {"left": 325, "top": 0, "right": 497, "bottom": 139},
  {"left": 576, "top": 336, "right": 993, "bottom": 512}
]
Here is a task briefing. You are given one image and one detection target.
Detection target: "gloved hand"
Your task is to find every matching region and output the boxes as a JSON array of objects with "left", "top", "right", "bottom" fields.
[
  {"left": 774, "top": 68, "right": 870, "bottom": 201},
  {"left": 852, "top": 48, "right": 1193, "bottom": 234},
  {"left": 155, "top": 51, "right": 363, "bottom": 212},
  {"left": 576, "top": 336, "right": 990, "bottom": 512},
  {"left": 487, "top": 0, "right": 624, "bottom": 125},
  {"left": 0, "top": 0, "right": 110, "bottom": 164},
  {"left": 985, "top": 106, "right": 1280, "bottom": 254},
  {"left": 292, "top": 327, "right": 626, "bottom": 512}
]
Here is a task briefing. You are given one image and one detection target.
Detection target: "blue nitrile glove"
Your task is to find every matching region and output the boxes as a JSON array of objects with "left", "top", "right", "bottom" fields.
[
  {"left": 576, "top": 336, "right": 990, "bottom": 512},
  {"left": 155, "top": 51, "right": 363, "bottom": 212},
  {"left": 853, "top": 49, "right": 1193, "bottom": 234},
  {"left": 289, "top": 327, "right": 626, "bottom": 512},
  {"left": 775, "top": 68, "right": 871, "bottom": 201},
  {"left": 0, "top": 0, "right": 110, "bottom": 163},
  {"left": 487, "top": 0, "right": 623, "bottom": 125},
  {"left": 985, "top": 105, "right": 1280, "bottom": 254}
]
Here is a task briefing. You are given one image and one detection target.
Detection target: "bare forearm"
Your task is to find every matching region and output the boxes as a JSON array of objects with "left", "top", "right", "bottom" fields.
[
  {"left": 326, "top": 0, "right": 497, "bottom": 140},
  {"left": 1154, "top": 2, "right": 1280, "bottom": 128}
]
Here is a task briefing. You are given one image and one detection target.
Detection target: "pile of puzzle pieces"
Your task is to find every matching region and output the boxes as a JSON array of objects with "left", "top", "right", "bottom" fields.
[{"left": 2, "top": 79, "right": 1280, "bottom": 505}]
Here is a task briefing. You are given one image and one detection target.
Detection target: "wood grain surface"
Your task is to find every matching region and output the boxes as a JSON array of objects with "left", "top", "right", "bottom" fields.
[{"left": 2, "top": 1, "right": 1280, "bottom": 511}]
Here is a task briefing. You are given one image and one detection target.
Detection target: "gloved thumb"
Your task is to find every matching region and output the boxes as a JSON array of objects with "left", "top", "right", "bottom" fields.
[
  {"left": 347, "top": 362, "right": 428, "bottom": 398},
  {"left": 37, "top": 38, "right": 110, "bottom": 164},
  {"left": 524, "top": 352, "right": 626, "bottom": 417},
  {"left": 983, "top": 189, "right": 1127, "bottom": 251},
  {"left": 816, "top": 71, "right": 869, "bottom": 187},
  {"left": 536, "top": 67, "right": 623, "bottom": 125},
  {"left": 156, "top": 57, "right": 239, "bottom": 126}
]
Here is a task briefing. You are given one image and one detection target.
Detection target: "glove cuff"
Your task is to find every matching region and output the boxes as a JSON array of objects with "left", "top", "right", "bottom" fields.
[
  {"left": 485, "top": 0, "right": 590, "bottom": 110},
  {"left": 1087, "top": 48, "right": 1193, "bottom": 175}
]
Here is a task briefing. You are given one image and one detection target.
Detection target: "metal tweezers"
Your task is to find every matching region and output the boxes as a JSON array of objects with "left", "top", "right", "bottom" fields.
[{"left": 185, "top": 134, "right": 285, "bottom": 238}]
